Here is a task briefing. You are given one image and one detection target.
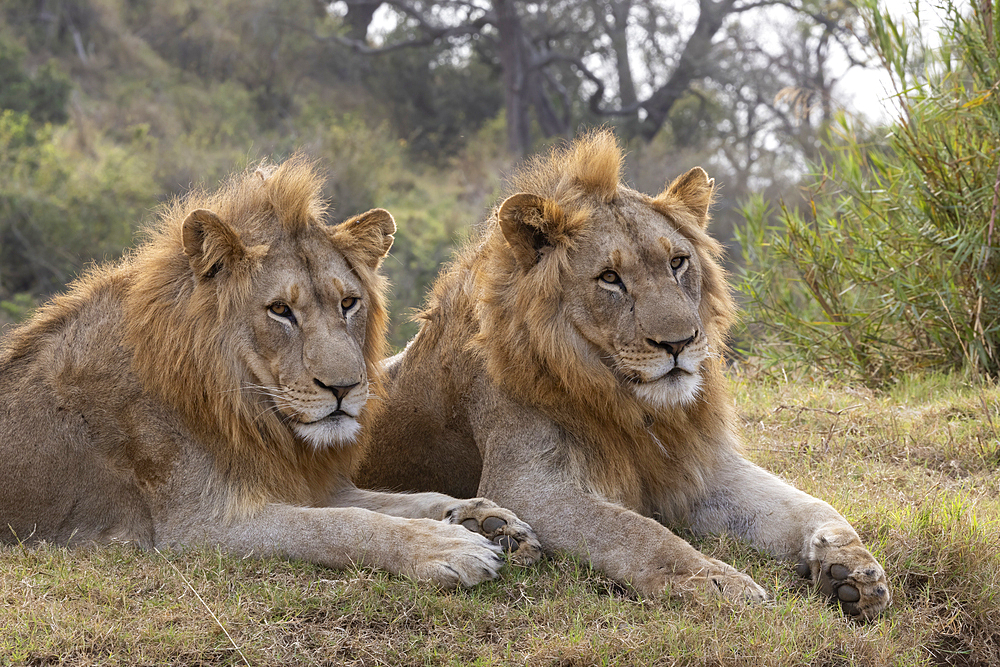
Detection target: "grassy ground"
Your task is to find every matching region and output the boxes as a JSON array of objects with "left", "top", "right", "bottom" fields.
[{"left": 2, "top": 373, "right": 997, "bottom": 666}]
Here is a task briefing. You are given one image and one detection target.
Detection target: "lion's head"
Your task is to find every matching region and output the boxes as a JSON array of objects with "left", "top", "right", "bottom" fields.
[
  {"left": 121, "top": 156, "right": 394, "bottom": 500},
  {"left": 471, "top": 130, "right": 735, "bottom": 425}
]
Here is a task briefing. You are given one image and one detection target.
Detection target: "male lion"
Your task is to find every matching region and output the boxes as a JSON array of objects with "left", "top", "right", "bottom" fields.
[
  {"left": 0, "top": 156, "right": 540, "bottom": 587},
  {"left": 356, "top": 131, "right": 890, "bottom": 617}
]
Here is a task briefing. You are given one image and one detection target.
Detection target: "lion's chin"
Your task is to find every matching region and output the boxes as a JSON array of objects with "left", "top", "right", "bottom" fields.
[
  {"left": 293, "top": 416, "right": 361, "bottom": 450},
  {"left": 630, "top": 371, "right": 703, "bottom": 410}
]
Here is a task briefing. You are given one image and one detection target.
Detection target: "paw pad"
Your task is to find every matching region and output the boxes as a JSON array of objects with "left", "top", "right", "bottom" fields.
[
  {"left": 482, "top": 516, "right": 507, "bottom": 534},
  {"left": 820, "top": 563, "right": 864, "bottom": 613},
  {"left": 459, "top": 516, "right": 520, "bottom": 553}
]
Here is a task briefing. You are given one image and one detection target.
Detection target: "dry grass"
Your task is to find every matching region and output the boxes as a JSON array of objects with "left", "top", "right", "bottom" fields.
[{"left": 2, "top": 373, "right": 998, "bottom": 666}]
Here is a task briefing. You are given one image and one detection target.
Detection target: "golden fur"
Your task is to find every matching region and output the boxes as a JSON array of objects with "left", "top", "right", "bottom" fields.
[
  {"left": 0, "top": 156, "right": 540, "bottom": 586},
  {"left": 357, "top": 130, "right": 890, "bottom": 617},
  {"left": 128, "top": 159, "right": 384, "bottom": 508},
  {"left": 469, "top": 130, "right": 735, "bottom": 512}
]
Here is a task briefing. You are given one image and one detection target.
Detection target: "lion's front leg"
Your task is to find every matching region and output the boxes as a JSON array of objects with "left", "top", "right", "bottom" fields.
[
  {"left": 166, "top": 503, "right": 509, "bottom": 589},
  {"left": 474, "top": 438, "right": 768, "bottom": 603},
  {"left": 329, "top": 485, "right": 542, "bottom": 565},
  {"left": 688, "top": 456, "right": 890, "bottom": 618},
  {"left": 487, "top": 476, "right": 768, "bottom": 602}
]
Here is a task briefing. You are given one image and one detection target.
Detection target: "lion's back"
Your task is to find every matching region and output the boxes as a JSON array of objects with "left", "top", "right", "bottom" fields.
[{"left": 0, "top": 269, "right": 162, "bottom": 546}]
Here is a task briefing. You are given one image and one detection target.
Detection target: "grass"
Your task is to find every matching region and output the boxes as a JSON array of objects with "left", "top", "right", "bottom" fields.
[{"left": 2, "top": 372, "right": 998, "bottom": 666}]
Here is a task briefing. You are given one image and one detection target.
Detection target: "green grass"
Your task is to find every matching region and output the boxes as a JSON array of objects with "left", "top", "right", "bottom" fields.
[{"left": 2, "top": 373, "right": 998, "bottom": 666}]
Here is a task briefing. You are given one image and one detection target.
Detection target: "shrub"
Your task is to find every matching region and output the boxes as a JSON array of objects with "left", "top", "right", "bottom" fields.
[
  {"left": 0, "top": 110, "right": 157, "bottom": 299},
  {"left": 737, "top": 0, "right": 1000, "bottom": 382},
  {"left": 0, "top": 37, "right": 71, "bottom": 125}
]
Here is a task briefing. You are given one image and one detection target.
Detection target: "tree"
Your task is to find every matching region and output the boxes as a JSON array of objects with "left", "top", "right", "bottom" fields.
[{"left": 332, "top": 0, "right": 864, "bottom": 155}]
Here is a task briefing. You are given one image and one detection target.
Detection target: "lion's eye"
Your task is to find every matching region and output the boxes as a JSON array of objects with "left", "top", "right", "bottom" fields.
[
  {"left": 599, "top": 270, "right": 622, "bottom": 285},
  {"left": 268, "top": 302, "right": 296, "bottom": 324},
  {"left": 341, "top": 296, "right": 358, "bottom": 312},
  {"left": 670, "top": 256, "right": 688, "bottom": 271}
]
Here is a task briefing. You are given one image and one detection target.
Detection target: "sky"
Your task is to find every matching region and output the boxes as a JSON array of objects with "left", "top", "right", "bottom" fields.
[{"left": 833, "top": 0, "right": 950, "bottom": 123}]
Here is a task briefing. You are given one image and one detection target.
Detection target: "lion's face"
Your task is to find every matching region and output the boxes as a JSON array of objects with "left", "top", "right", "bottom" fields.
[
  {"left": 243, "top": 227, "right": 371, "bottom": 448},
  {"left": 563, "top": 193, "right": 708, "bottom": 408},
  {"left": 494, "top": 166, "right": 718, "bottom": 410},
  {"left": 180, "top": 204, "right": 394, "bottom": 451}
]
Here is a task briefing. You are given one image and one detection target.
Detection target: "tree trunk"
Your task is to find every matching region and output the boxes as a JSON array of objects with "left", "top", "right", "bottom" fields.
[
  {"left": 341, "top": 1, "right": 382, "bottom": 42},
  {"left": 495, "top": 0, "right": 531, "bottom": 156},
  {"left": 604, "top": 0, "right": 639, "bottom": 136},
  {"left": 639, "top": 0, "right": 729, "bottom": 141}
]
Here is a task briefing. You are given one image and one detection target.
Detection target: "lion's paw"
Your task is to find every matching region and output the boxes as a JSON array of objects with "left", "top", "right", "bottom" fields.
[
  {"left": 799, "top": 523, "right": 890, "bottom": 619},
  {"left": 409, "top": 521, "right": 506, "bottom": 589},
  {"left": 696, "top": 558, "right": 769, "bottom": 603},
  {"left": 654, "top": 558, "right": 769, "bottom": 604},
  {"left": 444, "top": 498, "right": 543, "bottom": 566}
]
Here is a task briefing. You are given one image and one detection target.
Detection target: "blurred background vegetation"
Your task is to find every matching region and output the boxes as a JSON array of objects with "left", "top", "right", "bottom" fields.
[
  {"left": 739, "top": 0, "right": 999, "bottom": 383},
  {"left": 0, "top": 0, "right": 995, "bottom": 382}
]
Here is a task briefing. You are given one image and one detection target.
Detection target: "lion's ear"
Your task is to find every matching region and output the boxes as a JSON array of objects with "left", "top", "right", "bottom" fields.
[
  {"left": 498, "top": 193, "right": 559, "bottom": 268},
  {"left": 660, "top": 167, "right": 714, "bottom": 227},
  {"left": 182, "top": 209, "right": 247, "bottom": 279},
  {"left": 331, "top": 207, "right": 396, "bottom": 270}
]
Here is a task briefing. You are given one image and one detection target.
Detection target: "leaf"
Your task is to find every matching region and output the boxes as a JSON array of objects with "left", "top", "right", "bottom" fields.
[{"left": 961, "top": 90, "right": 993, "bottom": 109}]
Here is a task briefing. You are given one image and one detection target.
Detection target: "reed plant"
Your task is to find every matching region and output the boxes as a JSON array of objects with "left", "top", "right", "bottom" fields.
[{"left": 738, "top": 0, "right": 1000, "bottom": 382}]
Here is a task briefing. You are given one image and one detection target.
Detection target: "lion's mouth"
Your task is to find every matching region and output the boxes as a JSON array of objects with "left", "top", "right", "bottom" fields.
[
  {"left": 634, "top": 367, "right": 692, "bottom": 384},
  {"left": 301, "top": 409, "right": 351, "bottom": 425},
  {"left": 614, "top": 356, "right": 697, "bottom": 386},
  {"left": 291, "top": 407, "right": 363, "bottom": 449}
]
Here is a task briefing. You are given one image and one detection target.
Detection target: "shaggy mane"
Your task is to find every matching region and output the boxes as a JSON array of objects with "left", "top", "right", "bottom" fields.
[
  {"left": 435, "top": 130, "right": 739, "bottom": 510},
  {"left": 511, "top": 128, "right": 623, "bottom": 207},
  {"left": 118, "top": 156, "right": 389, "bottom": 509}
]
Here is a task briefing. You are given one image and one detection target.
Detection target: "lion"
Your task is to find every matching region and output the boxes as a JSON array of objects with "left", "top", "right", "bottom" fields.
[
  {"left": 355, "top": 130, "right": 890, "bottom": 617},
  {"left": 0, "top": 155, "right": 541, "bottom": 588}
]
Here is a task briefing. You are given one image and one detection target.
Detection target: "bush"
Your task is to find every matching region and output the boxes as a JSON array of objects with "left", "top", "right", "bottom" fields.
[
  {"left": 737, "top": 0, "right": 1000, "bottom": 382},
  {"left": 0, "top": 110, "right": 158, "bottom": 299},
  {"left": 0, "top": 37, "right": 71, "bottom": 125}
]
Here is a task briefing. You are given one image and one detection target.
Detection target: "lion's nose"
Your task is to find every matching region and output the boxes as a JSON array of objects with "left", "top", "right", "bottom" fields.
[
  {"left": 314, "top": 379, "right": 360, "bottom": 402},
  {"left": 647, "top": 333, "right": 697, "bottom": 358}
]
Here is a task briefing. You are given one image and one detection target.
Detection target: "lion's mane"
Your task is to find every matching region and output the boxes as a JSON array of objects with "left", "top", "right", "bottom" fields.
[
  {"left": 418, "top": 130, "right": 739, "bottom": 511},
  {"left": 4, "top": 156, "right": 389, "bottom": 510}
]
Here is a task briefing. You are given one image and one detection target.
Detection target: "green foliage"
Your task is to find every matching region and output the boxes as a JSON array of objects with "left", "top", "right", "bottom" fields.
[
  {"left": 737, "top": 1, "right": 1000, "bottom": 382},
  {"left": 0, "top": 292, "right": 34, "bottom": 321},
  {"left": 0, "top": 37, "right": 71, "bottom": 124},
  {"left": 363, "top": 29, "right": 504, "bottom": 162},
  {"left": 0, "top": 110, "right": 157, "bottom": 299},
  {"left": 320, "top": 114, "right": 405, "bottom": 221},
  {"left": 380, "top": 176, "right": 474, "bottom": 349},
  {"left": 122, "top": 0, "right": 336, "bottom": 129}
]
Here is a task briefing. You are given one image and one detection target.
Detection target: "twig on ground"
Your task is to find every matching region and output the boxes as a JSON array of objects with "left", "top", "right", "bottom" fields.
[{"left": 154, "top": 547, "right": 251, "bottom": 667}]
